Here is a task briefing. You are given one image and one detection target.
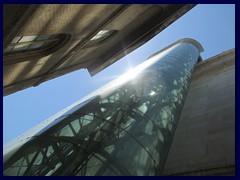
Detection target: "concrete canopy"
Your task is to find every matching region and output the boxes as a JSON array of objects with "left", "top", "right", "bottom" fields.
[{"left": 3, "top": 4, "right": 196, "bottom": 96}]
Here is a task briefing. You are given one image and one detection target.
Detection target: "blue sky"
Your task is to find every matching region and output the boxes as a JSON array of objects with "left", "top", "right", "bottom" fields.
[{"left": 3, "top": 4, "right": 235, "bottom": 144}]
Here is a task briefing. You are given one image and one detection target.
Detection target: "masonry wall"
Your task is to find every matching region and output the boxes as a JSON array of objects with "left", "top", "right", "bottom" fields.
[{"left": 162, "top": 49, "right": 235, "bottom": 175}]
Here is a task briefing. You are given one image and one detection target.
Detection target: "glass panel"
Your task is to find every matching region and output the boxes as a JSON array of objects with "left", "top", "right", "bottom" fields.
[
  {"left": 59, "top": 125, "right": 74, "bottom": 137},
  {"left": 33, "top": 152, "right": 43, "bottom": 166},
  {"left": 45, "top": 162, "right": 62, "bottom": 176},
  {"left": 3, "top": 34, "right": 66, "bottom": 55},
  {"left": 90, "top": 30, "right": 114, "bottom": 42},
  {"left": 19, "top": 35, "right": 37, "bottom": 42},
  {"left": 29, "top": 42, "right": 45, "bottom": 49},
  {"left": 13, "top": 44, "right": 30, "bottom": 51},
  {"left": 70, "top": 119, "right": 81, "bottom": 134},
  {"left": 36, "top": 35, "right": 51, "bottom": 41},
  {"left": 4, "top": 167, "right": 19, "bottom": 176},
  {"left": 11, "top": 37, "right": 21, "bottom": 43}
]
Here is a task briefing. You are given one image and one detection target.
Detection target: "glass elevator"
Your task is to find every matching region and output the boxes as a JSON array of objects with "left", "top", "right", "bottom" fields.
[{"left": 3, "top": 39, "right": 203, "bottom": 176}]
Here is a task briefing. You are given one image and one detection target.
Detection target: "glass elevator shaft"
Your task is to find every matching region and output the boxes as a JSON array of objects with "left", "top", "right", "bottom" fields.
[{"left": 3, "top": 39, "right": 203, "bottom": 176}]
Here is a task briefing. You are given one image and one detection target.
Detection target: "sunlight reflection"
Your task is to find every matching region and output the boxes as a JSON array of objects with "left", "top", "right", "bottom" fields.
[
  {"left": 74, "top": 45, "right": 177, "bottom": 103},
  {"left": 100, "top": 45, "right": 177, "bottom": 98}
]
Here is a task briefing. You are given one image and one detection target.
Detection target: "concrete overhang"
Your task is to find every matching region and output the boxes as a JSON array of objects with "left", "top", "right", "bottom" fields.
[{"left": 3, "top": 4, "right": 196, "bottom": 96}]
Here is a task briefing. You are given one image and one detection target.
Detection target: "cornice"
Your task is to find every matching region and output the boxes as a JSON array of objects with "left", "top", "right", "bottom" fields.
[{"left": 192, "top": 48, "right": 235, "bottom": 81}]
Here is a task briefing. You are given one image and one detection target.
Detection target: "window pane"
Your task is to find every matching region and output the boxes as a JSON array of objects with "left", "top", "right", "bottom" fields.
[
  {"left": 11, "top": 37, "right": 21, "bottom": 43},
  {"left": 36, "top": 35, "right": 51, "bottom": 41},
  {"left": 19, "top": 35, "right": 37, "bottom": 42},
  {"left": 4, "top": 34, "right": 67, "bottom": 55},
  {"left": 29, "top": 42, "right": 45, "bottom": 49},
  {"left": 90, "top": 30, "right": 114, "bottom": 42},
  {"left": 13, "top": 44, "right": 30, "bottom": 51}
]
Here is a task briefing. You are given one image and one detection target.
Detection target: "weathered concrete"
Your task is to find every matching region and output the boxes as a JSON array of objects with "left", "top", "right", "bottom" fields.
[{"left": 162, "top": 49, "right": 235, "bottom": 175}]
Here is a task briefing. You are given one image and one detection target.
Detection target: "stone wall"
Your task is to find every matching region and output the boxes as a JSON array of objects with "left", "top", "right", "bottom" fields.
[{"left": 162, "top": 49, "right": 235, "bottom": 175}]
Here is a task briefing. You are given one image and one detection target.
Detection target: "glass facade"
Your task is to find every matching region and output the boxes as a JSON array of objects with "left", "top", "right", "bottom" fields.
[{"left": 3, "top": 39, "right": 203, "bottom": 176}]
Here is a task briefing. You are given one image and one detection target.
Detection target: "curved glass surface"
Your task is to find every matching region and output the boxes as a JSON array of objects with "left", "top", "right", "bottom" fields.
[{"left": 3, "top": 42, "right": 201, "bottom": 176}]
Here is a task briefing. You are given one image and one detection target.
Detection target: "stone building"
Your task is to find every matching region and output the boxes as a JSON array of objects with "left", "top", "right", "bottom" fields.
[
  {"left": 163, "top": 48, "right": 235, "bottom": 175},
  {"left": 3, "top": 4, "right": 194, "bottom": 96}
]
